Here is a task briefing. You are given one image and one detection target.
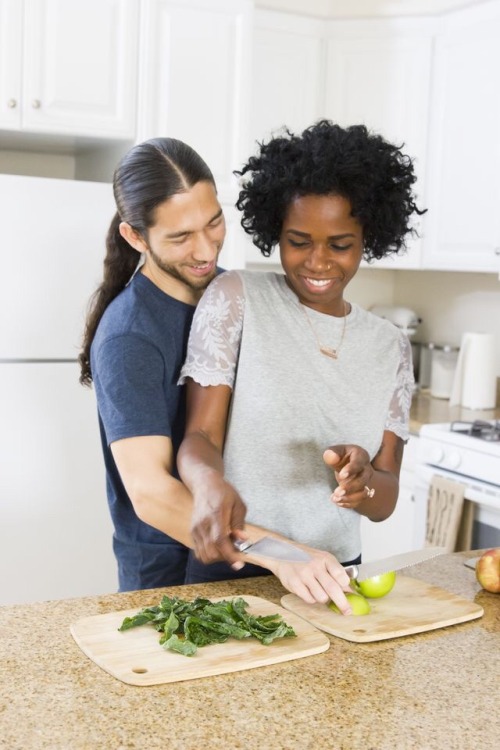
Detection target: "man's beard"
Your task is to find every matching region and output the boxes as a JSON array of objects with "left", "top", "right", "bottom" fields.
[{"left": 148, "top": 246, "right": 218, "bottom": 291}]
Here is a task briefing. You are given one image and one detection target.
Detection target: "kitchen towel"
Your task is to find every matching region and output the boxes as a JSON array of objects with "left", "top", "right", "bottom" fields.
[
  {"left": 449, "top": 332, "right": 497, "bottom": 409},
  {"left": 425, "top": 475, "right": 467, "bottom": 552}
]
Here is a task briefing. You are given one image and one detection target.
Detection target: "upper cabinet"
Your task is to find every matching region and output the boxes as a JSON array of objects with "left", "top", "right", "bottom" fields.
[
  {"left": 423, "top": 1, "right": 500, "bottom": 273},
  {"left": 0, "top": 0, "right": 139, "bottom": 138},
  {"left": 325, "top": 19, "right": 433, "bottom": 270},
  {"left": 137, "top": 0, "right": 253, "bottom": 203},
  {"left": 249, "top": 10, "right": 324, "bottom": 147}
]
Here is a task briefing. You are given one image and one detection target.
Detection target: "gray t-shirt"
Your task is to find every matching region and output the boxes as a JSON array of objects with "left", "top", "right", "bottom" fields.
[{"left": 180, "top": 270, "right": 414, "bottom": 562}]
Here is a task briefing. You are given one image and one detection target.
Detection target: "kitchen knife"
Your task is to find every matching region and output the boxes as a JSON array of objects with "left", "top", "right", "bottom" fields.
[
  {"left": 344, "top": 546, "right": 447, "bottom": 582},
  {"left": 234, "top": 537, "right": 312, "bottom": 562}
]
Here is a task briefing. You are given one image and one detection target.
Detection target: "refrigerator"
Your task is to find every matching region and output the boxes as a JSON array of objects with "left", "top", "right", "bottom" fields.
[{"left": 0, "top": 174, "right": 118, "bottom": 604}]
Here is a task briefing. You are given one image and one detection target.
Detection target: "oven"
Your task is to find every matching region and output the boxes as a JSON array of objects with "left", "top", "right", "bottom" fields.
[{"left": 413, "top": 420, "right": 500, "bottom": 550}]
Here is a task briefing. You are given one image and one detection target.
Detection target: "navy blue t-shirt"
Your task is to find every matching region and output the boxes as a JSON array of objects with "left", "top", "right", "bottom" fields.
[{"left": 91, "top": 273, "right": 195, "bottom": 590}]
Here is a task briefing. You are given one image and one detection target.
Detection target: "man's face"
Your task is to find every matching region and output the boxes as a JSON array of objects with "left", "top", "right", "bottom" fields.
[{"left": 138, "top": 181, "right": 225, "bottom": 298}]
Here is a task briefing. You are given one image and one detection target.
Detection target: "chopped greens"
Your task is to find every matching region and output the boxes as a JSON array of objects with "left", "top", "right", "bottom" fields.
[{"left": 118, "top": 595, "right": 296, "bottom": 656}]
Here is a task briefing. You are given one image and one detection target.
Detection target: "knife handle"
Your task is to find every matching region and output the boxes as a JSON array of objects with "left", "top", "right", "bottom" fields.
[
  {"left": 233, "top": 539, "right": 252, "bottom": 553},
  {"left": 343, "top": 565, "right": 359, "bottom": 580}
]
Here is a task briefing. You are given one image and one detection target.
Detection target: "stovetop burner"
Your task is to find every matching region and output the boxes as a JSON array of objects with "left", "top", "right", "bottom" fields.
[{"left": 450, "top": 420, "right": 500, "bottom": 442}]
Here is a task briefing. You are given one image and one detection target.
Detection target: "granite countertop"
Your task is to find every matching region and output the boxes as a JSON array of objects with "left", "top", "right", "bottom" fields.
[
  {"left": 1, "top": 551, "right": 498, "bottom": 750},
  {"left": 409, "top": 389, "right": 500, "bottom": 434}
]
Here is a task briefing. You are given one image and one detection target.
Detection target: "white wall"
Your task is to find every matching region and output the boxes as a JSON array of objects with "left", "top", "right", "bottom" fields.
[{"left": 394, "top": 271, "right": 500, "bottom": 374}]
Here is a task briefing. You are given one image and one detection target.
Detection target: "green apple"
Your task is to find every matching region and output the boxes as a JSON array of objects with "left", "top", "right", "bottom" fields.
[
  {"left": 328, "top": 592, "right": 371, "bottom": 615},
  {"left": 354, "top": 571, "right": 396, "bottom": 599}
]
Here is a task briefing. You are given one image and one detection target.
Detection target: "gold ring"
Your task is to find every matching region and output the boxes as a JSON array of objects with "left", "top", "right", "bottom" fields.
[{"left": 364, "top": 486, "right": 375, "bottom": 498}]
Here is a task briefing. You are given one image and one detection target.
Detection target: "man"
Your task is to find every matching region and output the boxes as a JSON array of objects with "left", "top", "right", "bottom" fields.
[
  {"left": 79, "top": 136, "right": 351, "bottom": 612},
  {"left": 79, "top": 137, "right": 246, "bottom": 591}
]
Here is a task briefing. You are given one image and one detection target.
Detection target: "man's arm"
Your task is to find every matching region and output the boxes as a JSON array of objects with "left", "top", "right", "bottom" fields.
[{"left": 112, "top": 432, "right": 353, "bottom": 612}]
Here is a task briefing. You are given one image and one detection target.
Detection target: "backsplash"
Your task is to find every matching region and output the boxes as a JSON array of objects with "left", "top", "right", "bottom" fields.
[{"left": 348, "top": 268, "right": 500, "bottom": 378}]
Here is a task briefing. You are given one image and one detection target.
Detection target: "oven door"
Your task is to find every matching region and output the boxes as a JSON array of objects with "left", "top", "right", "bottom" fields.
[{"left": 413, "top": 463, "right": 500, "bottom": 549}]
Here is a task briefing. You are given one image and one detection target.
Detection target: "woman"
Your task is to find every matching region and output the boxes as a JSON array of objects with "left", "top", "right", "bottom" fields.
[
  {"left": 79, "top": 135, "right": 353, "bottom": 612},
  {"left": 177, "top": 121, "right": 423, "bottom": 602}
]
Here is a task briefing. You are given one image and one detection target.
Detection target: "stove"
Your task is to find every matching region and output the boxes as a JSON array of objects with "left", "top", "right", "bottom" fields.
[
  {"left": 418, "top": 420, "right": 500, "bottom": 485},
  {"left": 414, "top": 420, "right": 500, "bottom": 550},
  {"left": 450, "top": 419, "right": 500, "bottom": 442}
]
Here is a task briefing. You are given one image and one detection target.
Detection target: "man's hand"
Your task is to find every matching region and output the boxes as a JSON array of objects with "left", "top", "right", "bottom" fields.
[
  {"left": 190, "top": 475, "right": 247, "bottom": 568},
  {"left": 323, "top": 444, "right": 374, "bottom": 510}
]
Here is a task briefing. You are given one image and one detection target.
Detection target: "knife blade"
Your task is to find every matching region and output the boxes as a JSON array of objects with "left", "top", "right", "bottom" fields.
[
  {"left": 234, "top": 537, "right": 312, "bottom": 562},
  {"left": 344, "top": 546, "right": 447, "bottom": 582}
]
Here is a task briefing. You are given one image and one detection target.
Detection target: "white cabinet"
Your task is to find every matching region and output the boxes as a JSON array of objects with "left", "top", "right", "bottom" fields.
[
  {"left": 0, "top": 0, "right": 139, "bottom": 138},
  {"left": 244, "top": 9, "right": 325, "bottom": 267},
  {"left": 361, "top": 435, "right": 420, "bottom": 561},
  {"left": 137, "top": 0, "right": 253, "bottom": 203},
  {"left": 423, "top": 2, "right": 500, "bottom": 272},
  {"left": 325, "top": 19, "right": 433, "bottom": 270},
  {"left": 250, "top": 10, "right": 325, "bottom": 147},
  {"left": 0, "top": 0, "right": 22, "bottom": 129}
]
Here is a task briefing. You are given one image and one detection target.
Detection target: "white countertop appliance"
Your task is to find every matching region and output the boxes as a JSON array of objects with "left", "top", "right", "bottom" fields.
[
  {"left": 413, "top": 420, "right": 500, "bottom": 550},
  {"left": 370, "top": 305, "right": 421, "bottom": 337}
]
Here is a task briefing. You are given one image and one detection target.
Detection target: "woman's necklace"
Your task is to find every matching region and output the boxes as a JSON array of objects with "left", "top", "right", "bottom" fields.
[{"left": 301, "top": 300, "right": 349, "bottom": 359}]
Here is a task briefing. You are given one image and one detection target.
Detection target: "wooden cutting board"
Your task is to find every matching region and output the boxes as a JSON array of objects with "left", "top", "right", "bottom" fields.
[
  {"left": 70, "top": 595, "right": 329, "bottom": 686},
  {"left": 281, "top": 576, "right": 483, "bottom": 643}
]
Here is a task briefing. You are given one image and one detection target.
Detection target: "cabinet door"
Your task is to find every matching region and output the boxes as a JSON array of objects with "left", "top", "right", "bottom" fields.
[
  {"left": 325, "top": 20, "right": 433, "bottom": 270},
  {"left": 21, "top": 0, "right": 139, "bottom": 138},
  {"left": 0, "top": 0, "right": 22, "bottom": 128},
  {"left": 137, "top": 0, "right": 252, "bottom": 203},
  {"left": 250, "top": 10, "right": 324, "bottom": 147},
  {"left": 423, "top": 4, "right": 500, "bottom": 272}
]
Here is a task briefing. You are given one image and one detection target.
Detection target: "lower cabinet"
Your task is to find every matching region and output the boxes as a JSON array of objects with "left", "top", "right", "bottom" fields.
[{"left": 360, "top": 434, "right": 419, "bottom": 562}]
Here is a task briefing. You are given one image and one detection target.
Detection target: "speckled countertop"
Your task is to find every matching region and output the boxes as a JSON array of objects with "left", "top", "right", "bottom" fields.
[
  {"left": 1, "top": 551, "right": 498, "bottom": 750},
  {"left": 409, "top": 389, "right": 500, "bottom": 435}
]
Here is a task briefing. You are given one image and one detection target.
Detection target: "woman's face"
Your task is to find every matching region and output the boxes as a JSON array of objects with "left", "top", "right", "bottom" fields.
[{"left": 279, "top": 193, "right": 364, "bottom": 315}]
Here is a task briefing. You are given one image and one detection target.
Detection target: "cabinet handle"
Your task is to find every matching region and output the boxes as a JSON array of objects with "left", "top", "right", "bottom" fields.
[
  {"left": 7, "top": 98, "right": 17, "bottom": 109},
  {"left": 31, "top": 99, "right": 41, "bottom": 109}
]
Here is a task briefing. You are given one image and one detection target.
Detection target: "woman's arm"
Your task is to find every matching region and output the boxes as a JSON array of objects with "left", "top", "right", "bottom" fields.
[
  {"left": 112, "top": 433, "right": 352, "bottom": 609},
  {"left": 324, "top": 430, "right": 404, "bottom": 521},
  {"left": 176, "top": 379, "right": 354, "bottom": 612}
]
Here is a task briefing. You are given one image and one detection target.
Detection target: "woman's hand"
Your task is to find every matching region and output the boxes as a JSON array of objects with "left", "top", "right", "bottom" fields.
[
  {"left": 323, "top": 444, "right": 375, "bottom": 510},
  {"left": 190, "top": 474, "right": 247, "bottom": 568},
  {"left": 261, "top": 548, "right": 353, "bottom": 614}
]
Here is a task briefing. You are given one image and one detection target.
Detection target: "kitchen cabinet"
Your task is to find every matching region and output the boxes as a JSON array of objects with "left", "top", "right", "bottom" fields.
[
  {"left": 243, "top": 9, "right": 325, "bottom": 266},
  {"left": 423, "top": 1, "right": 500, "bottom": 273},
  {"left": 246, "top": 11, "right": 433, "bottom": 270},
  {"left": 249, "top": 10, "right": 324, "bottom": 147},
  {"left": 137, "top": 0, "right": 253, "bottom": 203},
  {"left": 361, "top": 434, "right": 419, "bottom": 560},
  {"left": 325, "top": 19, "right": 433, "bottom": 270},
  {"left": 0, "top": 0, "right": 139, "bottom": 138}
]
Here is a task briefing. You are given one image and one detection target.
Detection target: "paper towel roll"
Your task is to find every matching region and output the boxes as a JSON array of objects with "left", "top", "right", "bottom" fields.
[{"left": 449, "top": 332, "right": 497, "bottom": 409}]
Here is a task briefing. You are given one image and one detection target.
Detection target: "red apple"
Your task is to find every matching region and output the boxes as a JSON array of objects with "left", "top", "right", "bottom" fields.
[{"left": 475, "top": 548, "right": 500, "bottom": 593}]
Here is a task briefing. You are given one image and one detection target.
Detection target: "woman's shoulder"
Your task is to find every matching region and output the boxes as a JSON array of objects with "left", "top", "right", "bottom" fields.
[{"left": 210, "top": 268, "right": 281, "bottom": 295}]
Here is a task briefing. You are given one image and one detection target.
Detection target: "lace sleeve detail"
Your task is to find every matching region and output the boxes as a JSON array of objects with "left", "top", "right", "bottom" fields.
[
  {"left": 384, "top": 332, "right": 415, "bottom": 442},
  {"left": 178, "top": 270, "right": 245, "bottom": 388}
]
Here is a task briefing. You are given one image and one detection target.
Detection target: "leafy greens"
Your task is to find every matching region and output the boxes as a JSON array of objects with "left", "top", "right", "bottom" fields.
[{"left": 118, "top": 595, "right": 296, "bottom": 656}]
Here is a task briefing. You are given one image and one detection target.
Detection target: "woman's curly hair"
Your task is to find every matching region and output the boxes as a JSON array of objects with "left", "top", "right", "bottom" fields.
[{"left": 235, "top": 120, "right": 426, "bottom": 261}]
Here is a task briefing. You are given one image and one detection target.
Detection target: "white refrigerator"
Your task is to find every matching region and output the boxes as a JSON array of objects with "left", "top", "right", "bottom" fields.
[{"left": 0, "top": 174, "right": 118, "bottom": 604}]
